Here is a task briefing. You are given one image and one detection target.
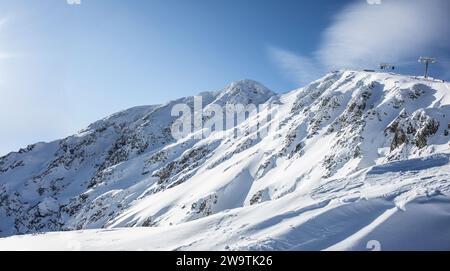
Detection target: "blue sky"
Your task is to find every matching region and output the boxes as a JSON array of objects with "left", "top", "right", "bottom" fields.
[{"left": 0, "top": 0, "right": 449, "bottom": 155}]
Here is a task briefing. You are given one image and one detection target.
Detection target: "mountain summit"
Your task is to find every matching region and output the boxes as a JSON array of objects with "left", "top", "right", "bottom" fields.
[
  {"left": 213, "top": 79, "right": 276, "bottom": 105},
  {"left": 1, "top": 70, "right": 449, "bottom": 250}
]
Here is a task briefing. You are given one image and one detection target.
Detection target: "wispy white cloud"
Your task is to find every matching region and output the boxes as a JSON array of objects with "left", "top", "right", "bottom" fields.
[
  {"left": 0, "top": 17, "right": 8, "bottom": 28},
  {"left": 0, "top": 53, "right": 13, "bottom": 59},
  {"left": 268, "top": 46, "right": 322, "bottom": 85},
  {"left": 318, "top": 0, "right": 450, "bottom": 69},
  {"left": 269, "top": 0, "right": 450, "bottom": 84},
  {"left": 0, "top": 16, "right": 16, "bottom": 59}
]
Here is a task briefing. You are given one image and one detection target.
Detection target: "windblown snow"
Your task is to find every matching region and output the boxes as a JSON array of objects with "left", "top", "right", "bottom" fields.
[{"left": 0, "top": 71, "right": 449, "bottom": 251}]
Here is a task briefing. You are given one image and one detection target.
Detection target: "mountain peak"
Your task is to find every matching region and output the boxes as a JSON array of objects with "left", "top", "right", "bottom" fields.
[
  {"left": 225, "top": 79, "right": 273, "bottom": 95},
  {"left": 213, "top": 79, "right": 275, "bottom": 105}
]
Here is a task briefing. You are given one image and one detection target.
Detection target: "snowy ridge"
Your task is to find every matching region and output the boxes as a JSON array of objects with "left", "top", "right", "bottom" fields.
[{"left": 0, "top": 70, "right": 449, "bottom": 250}]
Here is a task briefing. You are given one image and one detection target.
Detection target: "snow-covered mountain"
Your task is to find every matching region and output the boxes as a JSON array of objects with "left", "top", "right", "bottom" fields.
[{"left": 0, "top": 70, "right": 449, "bottom": 250}]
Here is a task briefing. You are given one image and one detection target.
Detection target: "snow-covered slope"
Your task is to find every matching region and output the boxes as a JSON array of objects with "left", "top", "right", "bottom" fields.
[{"left": 0, "top": 71, "right": 449, "bottom": 250}]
